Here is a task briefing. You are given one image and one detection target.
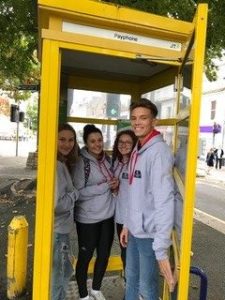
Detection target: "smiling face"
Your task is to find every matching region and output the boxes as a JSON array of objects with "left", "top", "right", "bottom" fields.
[
  {"left": 117, "top": 134, "right": 134, "bottom": 158},
  {"left": 130, "top": 107, "right": 156, "bottom": 142},
  {"left": 86, "top": 132, "right": 104, "bottom": 159},
  {"left": 58, "top": 129, "right": 75, "bottom": 157}
]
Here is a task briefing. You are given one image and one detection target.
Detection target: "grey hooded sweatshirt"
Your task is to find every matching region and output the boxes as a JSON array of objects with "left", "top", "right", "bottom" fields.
[
  {"left": 125, "top": 132, "right": 174, "bottom": 260},
  {"left": 55, "top": 161, "right": 79, "bottom": 234},
  {"left": 113, "top": 159, "right": 129, "bottom": 225},
  {"left": 73, "top": 147, "right": 115, "bottom": 223}
]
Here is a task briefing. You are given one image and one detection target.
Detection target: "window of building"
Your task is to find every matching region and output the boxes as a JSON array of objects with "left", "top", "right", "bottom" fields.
[
  {"left": 142, "top": 85, "right": 176, "bottom": 119},
  {"left": 67, "top": 89, "right": 131, "bottom": 120},
  {"left": 210, "top": 100, "right": 216, "bottom": 120}
]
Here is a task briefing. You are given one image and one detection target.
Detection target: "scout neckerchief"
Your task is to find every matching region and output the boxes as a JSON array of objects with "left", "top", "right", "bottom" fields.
[
  {"left": 113, "top": 159, "right": 128, "bottom": 179},
  {"left": 128, "top": 129, "right": 160, "bottom": 185},
  {"left": 98, "top": 154, "right": 113, "bottom": 181}
]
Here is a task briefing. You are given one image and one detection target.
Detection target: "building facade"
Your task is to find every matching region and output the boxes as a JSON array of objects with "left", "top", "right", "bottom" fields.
[{"left": 199, "top": 62, "right": 225, "bottom": 158}]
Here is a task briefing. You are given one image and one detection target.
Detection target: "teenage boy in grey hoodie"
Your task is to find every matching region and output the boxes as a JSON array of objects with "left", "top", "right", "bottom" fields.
[{"left": 120, "top": 98, "right": 175, "bottom": 300}]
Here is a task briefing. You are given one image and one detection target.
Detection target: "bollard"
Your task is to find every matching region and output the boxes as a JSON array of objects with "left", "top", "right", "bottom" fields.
[{"left": 7, "top": 216, "right": 28, "bottom": 299}]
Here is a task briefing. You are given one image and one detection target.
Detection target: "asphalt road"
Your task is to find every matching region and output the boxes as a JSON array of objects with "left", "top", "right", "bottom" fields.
[
  {"left": 196, "top": 181, "right": 225, "bottom": 221},
  {"left": 191, "top": 220, "right": 225, "bottom": 300}
]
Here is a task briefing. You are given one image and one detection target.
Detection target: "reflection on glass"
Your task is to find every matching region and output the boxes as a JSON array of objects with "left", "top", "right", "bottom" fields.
[
  {"left": 67, "top": 89, "right": 131, "bottom": 120},
  {"left": 155, "top": 125, "right": 174, "bottom": 149},
  {"left": 174, "top": 118, "right": 189, "bottom": 241},
  {"left": 174, "top": 183, "right": 183, "bottom": 242},
  {"left": 179, "top": 65, "right": 192, "bottom": 111},
  {"left": 179, "top": 88, "right": 191, "bottom": 111},
  {"left": 142, "top": 85, "right": 176, "bottom": 119},
  {"left": 175, "top": 118, "right": 189, "bottom": 180},
  {"left": 69, "top": 122, "right": 117, "bottom": 151}
]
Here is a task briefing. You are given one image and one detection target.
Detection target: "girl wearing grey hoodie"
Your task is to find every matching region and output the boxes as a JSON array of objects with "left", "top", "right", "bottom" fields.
[
  {"left": 112, "top": 129, "right": 137, "bottom": 272},
  {"left": 52, "top": 123, "right": 79, "bottom": 300},
  {"left": 73, "top": 124, "right": 118, "bottom": 300}
]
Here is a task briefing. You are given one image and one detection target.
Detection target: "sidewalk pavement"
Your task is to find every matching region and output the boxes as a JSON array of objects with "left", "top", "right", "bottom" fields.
[
  {"left": 196, "top": 158, "right": 225, "bottom": 185},
  {"left": 1, "top": 155, "right": 225, "bottom": 184},
  {"left": 0, "top": 156, "right": 36, "bottom": 180}
]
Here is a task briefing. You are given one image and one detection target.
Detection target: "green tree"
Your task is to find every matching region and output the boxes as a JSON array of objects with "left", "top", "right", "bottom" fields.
[
  {"left": 26, "top": 97, "right": 38, "bottom": 132},
  {"left": 0, "top": 0, "right": 39, "bottom": 98},
  {"left": 0, "top": 0, "right": 224, "bottom": 83},
  {"left": 104, "top": 0, "right": 225, "bottom": 80}
]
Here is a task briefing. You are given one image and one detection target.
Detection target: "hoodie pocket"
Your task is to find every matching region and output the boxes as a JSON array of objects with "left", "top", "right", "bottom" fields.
[
  {"left": 142, "top": 212, "right": 155, "bottom": 235},
  {"left": 129, "top": 211, "right": 147, "bottom": 235}
]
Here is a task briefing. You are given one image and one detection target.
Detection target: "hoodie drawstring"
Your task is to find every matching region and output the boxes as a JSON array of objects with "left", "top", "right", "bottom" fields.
[{"left": 128, "top": 130, "right": 160, "bottom": 185}]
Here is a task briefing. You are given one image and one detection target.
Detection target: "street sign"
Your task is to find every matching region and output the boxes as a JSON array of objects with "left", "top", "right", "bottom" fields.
[{"left": 17, "top": 84, "right": 40, "bottom": 91}]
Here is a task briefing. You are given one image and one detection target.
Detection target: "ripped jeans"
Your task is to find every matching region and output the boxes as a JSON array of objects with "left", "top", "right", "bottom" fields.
[{"left": 52, "top": 233, "right": 74, "bottom": 300}]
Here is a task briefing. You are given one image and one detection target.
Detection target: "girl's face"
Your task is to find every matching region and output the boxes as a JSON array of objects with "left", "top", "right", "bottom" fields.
[
  {"left": 86, "top": 132, "right": 103, "bottom": 158},
  {"left": 58, "top": 129, "right": 75, "bottom": 157},
  {"left": 117, "top": 134, "right": 134, "bottom": 157}
]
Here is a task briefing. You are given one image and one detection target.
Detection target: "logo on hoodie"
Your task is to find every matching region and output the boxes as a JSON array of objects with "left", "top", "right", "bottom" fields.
[
  {"left": 122, "top": 172, "right": 129, "bottom": 179},
  {"left": 134, "top": 170, "right": 142, "bottom": 178}
]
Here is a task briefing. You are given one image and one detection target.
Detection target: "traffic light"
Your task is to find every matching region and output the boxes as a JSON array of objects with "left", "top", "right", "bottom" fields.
[
  {"left": 10, "top": 104, "right": 19, "bottom": 122},
  {"left": 106, "top": 94, "right": 121, "bottom": 118},
  {"left": 19, "top": 112, "right": 25, "bottom": 122},
  {"left": 10, "top": 105, "right": 25, "bottom": 122}
]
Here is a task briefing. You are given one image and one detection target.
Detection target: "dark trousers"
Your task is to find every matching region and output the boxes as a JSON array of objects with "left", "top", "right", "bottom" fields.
[
  {"left": 75, "top": 217, "right": 114, "bottom": 297},
  {"left": 215, "top": 158, "right": 222, "bottom": 169},
  {"left": 116, "top": 223, "right": 126, "bottom": 272}
]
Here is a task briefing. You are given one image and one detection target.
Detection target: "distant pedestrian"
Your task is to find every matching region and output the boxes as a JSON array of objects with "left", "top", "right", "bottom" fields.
[
  {"left": 214, "top": 147, "right": 224, "bottom": 169},
  {"left": 52, "top": 123, "right": 79, "bottom": 300},
  {"left": 206, "top": 148, "right": 214, "bottom": 174}
]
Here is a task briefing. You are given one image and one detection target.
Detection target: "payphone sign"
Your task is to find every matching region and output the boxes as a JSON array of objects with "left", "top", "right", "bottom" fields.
[{"left": 62, "top": 22, "right": 182, "bottom": 51}]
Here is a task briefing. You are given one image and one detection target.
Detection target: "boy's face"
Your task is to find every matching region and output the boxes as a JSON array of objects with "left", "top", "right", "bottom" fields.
[{"left": 130, "top": 107, "right": 156, "bottom": 141}]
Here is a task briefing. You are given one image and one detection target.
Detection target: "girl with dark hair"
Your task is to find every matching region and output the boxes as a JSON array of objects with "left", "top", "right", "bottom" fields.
[
  {"left": 112, "top": 129, "right": 137, "bottom": 273},
  {"left": 73, "top": 124, "right": 118, "bottom": 300},
  {"left": 52, "top": 123, "right": 79, "bottom": 300}
]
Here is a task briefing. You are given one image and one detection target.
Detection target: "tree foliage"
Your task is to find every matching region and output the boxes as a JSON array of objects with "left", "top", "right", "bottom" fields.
[
  {"left": 26, "top": 97, "right": 38, "bottom": 131},
  {"left": 104, "top": 0, "right": 225, "bottom": 80},
  {"left": 0, "top": 0, "right": 225, "bottom": 85},
  {"left": 0, "top": 0, "right": 39, "bottom": 98}
]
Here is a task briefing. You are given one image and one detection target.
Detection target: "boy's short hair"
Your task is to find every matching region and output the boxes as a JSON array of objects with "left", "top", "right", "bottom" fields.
[{"left": 130, "top": 98, "right": 158, "bottom": 118}]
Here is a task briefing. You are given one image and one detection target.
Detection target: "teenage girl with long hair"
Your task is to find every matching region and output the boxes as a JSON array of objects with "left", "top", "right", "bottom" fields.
[
  {"left": 112, "top": 129, "right": 137, "bottom": 272},
  {"left": 73, "top": 124, "right": 118, "bottom": 300},
  {"left": 52, "top": 123, "right": 79, "bottom": 300}
]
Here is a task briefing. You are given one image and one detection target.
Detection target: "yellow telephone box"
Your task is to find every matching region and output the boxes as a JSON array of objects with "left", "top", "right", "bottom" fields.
[{"left": 35, "top": 1, "right": 208, "bottom": 299}]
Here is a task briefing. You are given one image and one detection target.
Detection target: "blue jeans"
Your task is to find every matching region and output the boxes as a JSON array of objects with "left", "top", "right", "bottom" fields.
[
  {"left": 125, "top": 234, "right": 159, "bottom": 300},
  {"left": 52, "top": 233, "right": 74, "bottom": 300}
]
